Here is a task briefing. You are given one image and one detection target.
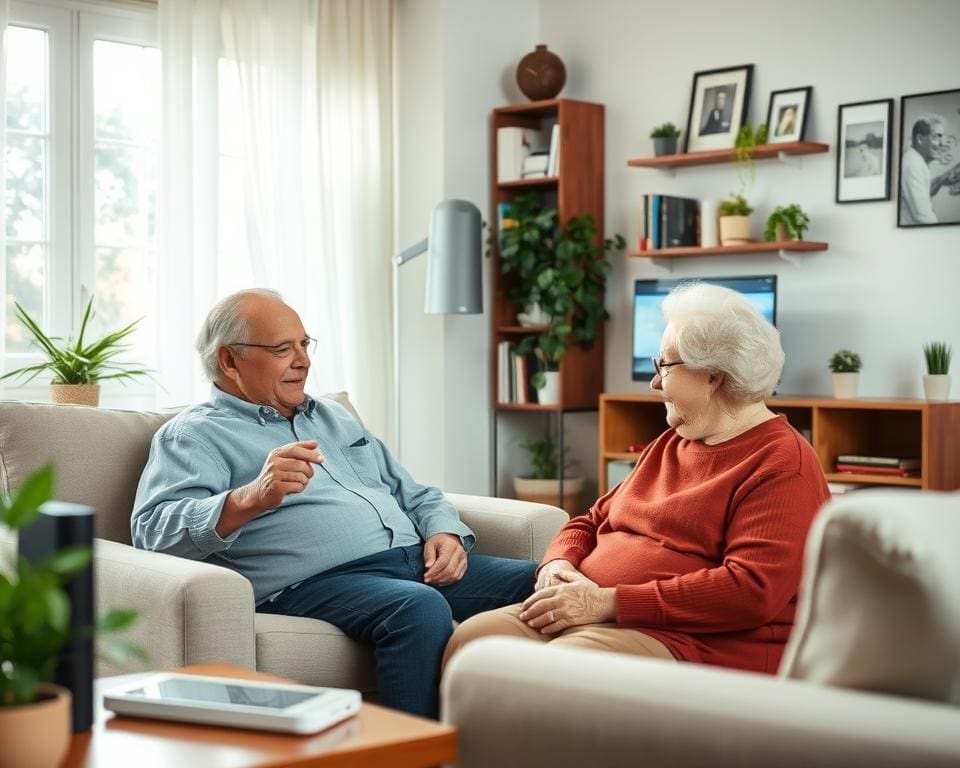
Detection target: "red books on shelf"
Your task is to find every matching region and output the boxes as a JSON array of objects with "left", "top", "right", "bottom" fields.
[{"left": 834, "top": 463, "right": 919, "bottom": 477}]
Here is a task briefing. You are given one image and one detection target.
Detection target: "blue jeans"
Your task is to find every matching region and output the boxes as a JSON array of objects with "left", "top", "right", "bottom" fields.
[{"left": 259, "top": 545, "right": 537, "bottom": 718}]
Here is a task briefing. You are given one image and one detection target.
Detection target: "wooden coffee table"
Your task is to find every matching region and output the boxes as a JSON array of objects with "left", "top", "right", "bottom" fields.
[{"left": 62, "top": 663, "right": 457, "bottom": 768}]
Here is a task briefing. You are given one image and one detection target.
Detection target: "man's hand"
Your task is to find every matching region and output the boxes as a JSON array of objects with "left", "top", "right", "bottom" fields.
[
  {"left": 217, "top": 440, "right": 324, "bottom": 537},
  {"left": 422, "top": 533, "right": 467, "bottom": 586},
  {"left": 535, "top": 558, "right": 586, "bottom": 591},
  {"left": 519, "top": 571, "right": 616, "bottom": 634}
]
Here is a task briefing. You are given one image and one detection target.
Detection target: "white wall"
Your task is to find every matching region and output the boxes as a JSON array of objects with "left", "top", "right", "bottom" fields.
[{"left": 397, "top": 0, "right": 960, "bottom": 495}]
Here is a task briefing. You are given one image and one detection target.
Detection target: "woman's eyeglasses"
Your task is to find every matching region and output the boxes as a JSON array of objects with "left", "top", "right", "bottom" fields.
[{"left": 651, "top": 357, "right": 685, "bottom": 377}]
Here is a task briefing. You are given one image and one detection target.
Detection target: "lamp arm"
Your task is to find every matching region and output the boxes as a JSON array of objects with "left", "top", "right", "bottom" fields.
[{"left": 394, "top": 237, "right": 429, "bottom": 266}]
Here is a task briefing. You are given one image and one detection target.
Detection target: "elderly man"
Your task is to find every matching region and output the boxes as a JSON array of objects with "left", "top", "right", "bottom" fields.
[
  {"left": 132, "top": 288, "right": 536, "bottom": 718},
  {"left": 900, "top": 113, "right": 960, "bottom": 225}
]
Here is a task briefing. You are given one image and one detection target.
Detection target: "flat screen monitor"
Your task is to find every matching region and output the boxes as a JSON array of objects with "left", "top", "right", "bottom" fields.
[{"left": 632, "top": 275, "right": 777, "bottom": 380}]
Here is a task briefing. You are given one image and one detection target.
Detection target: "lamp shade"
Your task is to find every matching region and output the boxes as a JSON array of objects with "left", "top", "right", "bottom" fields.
[{"left": 424, "top": 199, "right": 482, "bottom": 314}]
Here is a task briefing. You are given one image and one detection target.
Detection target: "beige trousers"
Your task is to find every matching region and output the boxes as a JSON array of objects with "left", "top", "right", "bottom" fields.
[{"left": 443, "top": 603, "right": 677, "bottom": 668}]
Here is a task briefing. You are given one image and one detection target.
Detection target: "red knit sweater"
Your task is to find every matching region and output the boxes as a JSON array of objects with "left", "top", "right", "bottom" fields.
[{"left": 542, "top": 415, "right": 829, "bottom": 673}]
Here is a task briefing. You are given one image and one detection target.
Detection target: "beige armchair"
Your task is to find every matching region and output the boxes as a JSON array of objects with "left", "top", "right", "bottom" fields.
[
  {"left": 442, "top": 489, "right": 960, "bottom": 767},
  {"left": 0, "top": 399, "right": 566, "bottom": 694}
]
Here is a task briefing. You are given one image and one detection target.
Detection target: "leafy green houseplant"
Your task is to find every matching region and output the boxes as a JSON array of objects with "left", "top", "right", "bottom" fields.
[
  {"left": 765, "top": 204, "right": 811, "bottom": 242},
  {"left": 923, "top": 342, "right": 952, "bottom": 375},
  {"left": 649, "top": 122, "right": 681, "bottom": 139},
  {"left": 514, "top": 430, "right": 583, "bottom": 517},
  {"left": 650, "top": 121, "right": 681, "bottom": 157},
  {"left": 734, "top": 121, "right": 769, "bottom": 189},
  {"left": 829, "top": 349, "right": 862, "bottom": 373},
  {"left": 0, "top": 465, "right": 142, "bottom": 709},
  {"left": 496, "top": 193, "right": 625, "bottom": 392},
  {"left": 719, "top": 194, "right": 753, "bottom": 217},
  {"left": 0, "top": 298, "right": 149, "bottom": 407}
]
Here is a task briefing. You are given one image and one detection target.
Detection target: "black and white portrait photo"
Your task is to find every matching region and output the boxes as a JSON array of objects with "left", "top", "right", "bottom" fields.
[
  {"left": 765, "top": 87, "right": 811, "bottom": 144},
  {"left": 684, "top": 64, "right": 753, "bottom": 153},
  {"left": 898, "top": 88, "right": 960, "bottom": 227},
  {"left": 836, "top": 99, "right": 893, "bottom": 204}
]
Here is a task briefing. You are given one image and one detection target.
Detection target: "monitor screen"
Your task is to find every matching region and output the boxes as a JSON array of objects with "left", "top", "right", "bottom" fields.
[{"left": 632, "top": 275, "right": 777, "bottom": 380}]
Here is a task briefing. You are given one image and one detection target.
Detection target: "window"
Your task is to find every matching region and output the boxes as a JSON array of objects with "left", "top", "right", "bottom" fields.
[{"left": 3, "top": 1, "right": 157, "bottom": 405}]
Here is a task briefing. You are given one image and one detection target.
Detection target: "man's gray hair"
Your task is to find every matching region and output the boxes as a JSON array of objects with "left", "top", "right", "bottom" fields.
[
  {"left": 912, "top": 113, "right": 944, "bottom": 142},
  {"left": 195, "top": 288, "right": 283, "bottom": 382},
  {"left": 662, "top": 282, "right": 784, "bottom": 402}
]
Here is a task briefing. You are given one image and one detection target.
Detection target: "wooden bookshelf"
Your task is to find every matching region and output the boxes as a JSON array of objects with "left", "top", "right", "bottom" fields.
[
  {"left": 628, "top": 240, "right": 828, "bottom": 259},
  {"left": 627, "top": 141, "right": 829, "bottom": 169},
  {"left": 598, "top": 393, "right": 960, "bottom": 496},
  {"left": 490, "top": 98, "right": 606, "bottom": 412}
]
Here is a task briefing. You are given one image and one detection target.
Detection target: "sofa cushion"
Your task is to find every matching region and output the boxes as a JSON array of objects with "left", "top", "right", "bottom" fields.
[
  {"left": 254, "top": 613, "right": 377, "bottom": 692},
  {"left": 779, "top": 489, "right": 960, "bottom": 704}
]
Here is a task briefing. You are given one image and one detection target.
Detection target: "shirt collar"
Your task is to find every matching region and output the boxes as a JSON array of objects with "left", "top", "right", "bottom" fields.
[{"left": 209, "top": 385, "right": 316, "bottom": 424}]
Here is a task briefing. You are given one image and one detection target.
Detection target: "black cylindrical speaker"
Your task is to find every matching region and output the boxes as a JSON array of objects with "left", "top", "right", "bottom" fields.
[{"left": 18, "top": 500, "right": 95, "bottom": 732}]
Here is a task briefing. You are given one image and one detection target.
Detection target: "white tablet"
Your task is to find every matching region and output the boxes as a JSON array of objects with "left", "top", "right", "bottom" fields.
[{"left": 102, "top": 672, "right": 361, "bottom": 734}]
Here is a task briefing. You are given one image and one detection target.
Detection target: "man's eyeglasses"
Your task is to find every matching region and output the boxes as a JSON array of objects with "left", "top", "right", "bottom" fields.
[
  {"left": 652, "top": 357, "right": 685, "bottom": 378},
  {"left": 229, "top": 336, "right": 317, "bottom": 360}
]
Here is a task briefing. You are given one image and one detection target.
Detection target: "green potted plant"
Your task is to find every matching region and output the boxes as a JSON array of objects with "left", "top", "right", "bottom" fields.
[
  {"left": 0, "top": 464, "right": 142, "bottom": 767},
  {"left": 734, "top": 121, "right": 769, "bottom": 190},
  {"left": 496, "top": 193, "right": 625, "bottom": 403},
  {"left": 0, "top": 298, "right": 149, "bottom": 407},
  {"left": 922, "top": 341, "right": 952, "bottom": 400},
  {"left": 650, "top": 121, "right": 681, "bottom": 156},
  {"left": 765, "top": 204, "right": 811, "bottom": 242},
  {"left": 718, "top": 193, "right": 754, "bottom": 246},
  {"left": 513, "top": 430, "right": 583, "bottom": 518},
  {"left": 829, "top": 349, "right": 862, "bottom": 399}
]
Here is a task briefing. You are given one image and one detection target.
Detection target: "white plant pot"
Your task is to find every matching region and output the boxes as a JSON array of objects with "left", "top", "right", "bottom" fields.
[
  {"left": 517, "top": 303, "right": 550, "bottom": 327},
  {"left": 922, "top": 374, "right": 951, "bottom": 401},
  {"left": 831, "top": 372, "right": 859, "bottom": 399},
  {"left": 538, "top": 371, "right": 560, "bottom": 405}
]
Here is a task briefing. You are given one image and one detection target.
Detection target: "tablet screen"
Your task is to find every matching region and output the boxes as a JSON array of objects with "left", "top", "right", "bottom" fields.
[{"left": 128, "top": 679, "right": 319, "bottom": 710}]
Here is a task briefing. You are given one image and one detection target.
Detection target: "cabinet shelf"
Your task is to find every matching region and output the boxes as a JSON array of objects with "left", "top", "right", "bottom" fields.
[
  {"left": 497, "top": 176, "right": 558, "bottom": 191},
  {"left": 598, "top": 393, "right": 960, "bottom": 497},
  {"left": 626, "top": 141, "right": 829, "bottom": 169},
  {"left": 497, "top": 325, "right": 549, "bottom": 334},
  {"left": 628, "top": 240, "right": 828, "bottom": 259}
]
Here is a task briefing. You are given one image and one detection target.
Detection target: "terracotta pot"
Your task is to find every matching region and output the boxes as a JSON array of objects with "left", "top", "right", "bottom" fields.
[
  {"left": 50, "top": 383, "right": 100, "bottom": 406},
  {"left": 0, "top": 684, "right": 72, "bottom": 768},
  {"left": 719, "top": 215, "right": 751, "bottom": 246},
  {"left": 516, "top": 44, "right": 566, "bottom": 101},
  {"left": 775, "top": 222, "right": 800, "bottom": 242},
  {"left": 513, "top": 475, "right": 585, "bottom": 518}
]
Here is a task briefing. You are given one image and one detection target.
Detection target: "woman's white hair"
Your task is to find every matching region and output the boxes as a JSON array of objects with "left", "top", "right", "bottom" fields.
[
  {"left": 195, "top": 288, "right": 283, "bottom": 382},
  {"left": 661, "top": 282, "right": 784, "bottom": 402}
]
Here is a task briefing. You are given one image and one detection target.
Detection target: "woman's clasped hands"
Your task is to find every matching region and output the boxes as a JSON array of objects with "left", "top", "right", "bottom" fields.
[{"left": 519, "top": 558, "right": 617, "bottom": 634}]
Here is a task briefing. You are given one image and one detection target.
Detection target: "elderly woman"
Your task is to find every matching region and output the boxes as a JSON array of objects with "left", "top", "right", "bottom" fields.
[{"left": 445, "top": 283, "right": 829, "bottom": 673}]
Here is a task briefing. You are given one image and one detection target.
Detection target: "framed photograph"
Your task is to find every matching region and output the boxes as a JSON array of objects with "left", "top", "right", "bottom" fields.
[
  {"left": 836, "top": 99, "right": 893, "bottom": 204},
  {"left": 898, "top": 88, "right": 960, "bottom": 228},
  {"left": 684, "top": 64, "right": 754, "bottom": 153},
  {"left": 766, "top": 86, "right": 812, "bottom": 144}
]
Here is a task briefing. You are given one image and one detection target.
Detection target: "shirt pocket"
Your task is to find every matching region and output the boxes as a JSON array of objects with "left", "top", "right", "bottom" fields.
[{"left": 341, "top": 440, "right": 381, "bottom": 487}]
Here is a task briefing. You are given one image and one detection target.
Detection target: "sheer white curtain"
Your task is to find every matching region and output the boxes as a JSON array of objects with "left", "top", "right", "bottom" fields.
[{"left": 157, "top": 0, "right": 395, "bottom": 442}]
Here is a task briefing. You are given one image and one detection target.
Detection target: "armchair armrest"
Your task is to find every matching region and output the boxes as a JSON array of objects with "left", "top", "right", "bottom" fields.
[
  {"left": 442, "top": 638, "right": 960, "bottom": 768},
  {"left": 445, "top": 493, "right": 567, "bottom": 561},
  {"left": 94, "top": 539, "right": 256, "bottom": 675}
]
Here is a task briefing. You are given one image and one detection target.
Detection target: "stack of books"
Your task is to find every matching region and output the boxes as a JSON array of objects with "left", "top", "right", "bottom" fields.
[
  {"left": 834, "top": 455, "right": 921, "bottom": 477},
  {"left": 637, "top": 194, "right": 699, "bottom": 250}
]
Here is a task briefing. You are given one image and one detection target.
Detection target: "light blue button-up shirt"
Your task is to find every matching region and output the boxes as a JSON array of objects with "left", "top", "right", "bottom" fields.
[{"left": 132, "top": 387, "right": 474, "bottom": 603}]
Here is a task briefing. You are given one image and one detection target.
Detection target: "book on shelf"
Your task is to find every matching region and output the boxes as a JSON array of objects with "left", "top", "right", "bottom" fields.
[
  {"left": 827, "top": 481, "right": 870, "bottom": 496},
  {"left": 834, "top": 463, "right": 919, "bottom": 477},
  {"left": 835, "top": 455, "right": 920, "bottom": 469},
  {"left": 662, "top": 196, "right": 699, "bottom": 247},
  {"left": 522, "top": 152, "right": 549, "bottom": 178},
  {"left": 546, "top": 123, "right": 560, "bottom": 177},
  {"left": 497, "top": 126, "right": 549, "bottom": 183}
]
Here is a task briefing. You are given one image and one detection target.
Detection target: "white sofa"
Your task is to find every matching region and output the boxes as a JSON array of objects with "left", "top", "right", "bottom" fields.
[
  {"left": 0, "top": 398, "right": 567, "bottom": 693},
  {"left": 442, "top": 489, "right": 960, "bottom": 767}
]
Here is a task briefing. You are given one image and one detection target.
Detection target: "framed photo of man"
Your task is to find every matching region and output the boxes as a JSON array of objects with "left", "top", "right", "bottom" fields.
[
  {"left": 898, "top": 88, "right": 960, "bottom": 228},
  {"left": 836, "top": 99, "right": 893, "bottom": 204},
  {"left": 684, "top": 64, "right": 754, "bottom": 153},
  {"left": 766, "top": 86, "right": 812, "bottom": 144}
]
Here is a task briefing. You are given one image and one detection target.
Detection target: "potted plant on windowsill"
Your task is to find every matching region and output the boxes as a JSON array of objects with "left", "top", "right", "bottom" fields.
[
  {"left": 513, "top": 430, "right": 584, "bottom": 518},
  {"left": 0, "top": 298, "right": 149, "bottom": 407},
  {"left": 495, "top": 193, "right": 625, "bottom": 405},
  {"left": 829, "top": 349, "right": 862, "bottom": 398},
  {"left": 718, "top": 193, "right": 754, "bottom": 246},
  {"left": 0, "top": 465, "right": 142, "bottom": 768},
  {"left": 650, "top": 122, "right": 681, "bottom": 157},
  {"left": 765, "top": 204, "right": 811, "bottom": 242},
  {"left": 922, "top": 341, "right": 952, "bottom": 400}
]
